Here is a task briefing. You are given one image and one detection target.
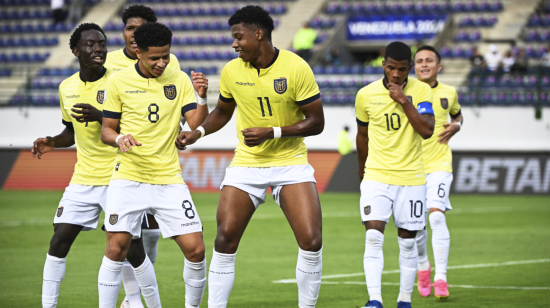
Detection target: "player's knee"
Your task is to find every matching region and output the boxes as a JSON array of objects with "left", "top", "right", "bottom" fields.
[
  {"left": 398, "top": 237, "right": 416, "bottom": 250},
  {"left": 298, "top": 232, "right": 323, "bottom": 252},
  {"left": 105, "top": 244, "right": 127, "bottom": 261},
  {"left": 429, "top": 211, "right": 446, "bottom": 228},
  {"left": 214, "top": 229, "right": 239, "bottom": 254},
  {"left": 185, "top": 242, "right": 206, "bottom": 263},
  {"left": 126, "top": 244, "right": 146, "bottom": 267},
  {"left": 365, "top": 229, "right": 384, "bottom": 248}
]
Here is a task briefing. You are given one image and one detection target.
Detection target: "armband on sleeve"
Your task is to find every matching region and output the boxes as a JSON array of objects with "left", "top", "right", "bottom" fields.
[{"left": 416, "top": 102, "right": 434, "bottom": 116}]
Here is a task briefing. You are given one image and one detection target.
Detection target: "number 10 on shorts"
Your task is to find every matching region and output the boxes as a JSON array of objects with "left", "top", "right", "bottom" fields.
[{"left": 410, "top": 200, "right": 423, "bottom": 218}]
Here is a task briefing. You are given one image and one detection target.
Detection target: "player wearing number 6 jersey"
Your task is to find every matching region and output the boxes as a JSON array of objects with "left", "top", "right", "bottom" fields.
[
  {"left": 413, "top": 46, "right": 463, "bottom": 300},
  {"left": 355, "top": 42, "right": 435, "bottom": 308},
  {"left": 99, "top": 22, "right": 209, "bottom": 308},
  {"left": 180, "top": 6, "right": 324, "bottom": 308}
]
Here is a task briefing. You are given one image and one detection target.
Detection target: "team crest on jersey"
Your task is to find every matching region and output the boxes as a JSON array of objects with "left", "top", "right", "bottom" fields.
[
  {"left": 96, "top": 90, "right": 105, "bottom": 104},
  {"left": 164, "top": 84, "right": 177, "bottom": 100},
  {"left": 364, "top": 205, "right": 371, "bottom": 215},
  {"left": 440, "top": 98, "right": 449, "bottom": 109},
  {"left": 109, "top": 214, "right": 118, "bottom": 225},
  {"left": 407, "top": 95, "right": 413, "bottom": 103},
  {"left": 274, "top": 77, "right": 287, "bottom": 94},
  {"left": 56, "top": 206, "right": 64, "bottom": 217}
]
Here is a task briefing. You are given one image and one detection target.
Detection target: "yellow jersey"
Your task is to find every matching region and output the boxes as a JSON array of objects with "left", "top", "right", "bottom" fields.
[
  {"left": 104, "top": 48, "right": 181, "bottom": 72},
  {"left": 59, "top": 68, "right": 117, "bottom": 185},
  {"left": 422, "top": 81, "right": 461, "bottom": 174},
  {"left": 103, "top": 64, "right": 197, "bottom": 185},
  {"left": 355, "top": 77, "right": 434, "bottom": 186},
  {"left": 219, "top": 48, "right": 320, "bottom": 167}
]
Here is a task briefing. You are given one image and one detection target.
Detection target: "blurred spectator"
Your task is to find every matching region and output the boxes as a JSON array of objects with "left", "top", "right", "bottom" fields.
[
  {"left": 511, "top": 49, "right": 529, "bottom": 73},
  {"left": 293, "top": 22, "right": 317, "bottom": 63},
  {"left": 410, "top": 40, "right": 422, "bottom": 59},
  {"left": 470, "top": 46, "right": 486, "bottom": 69},
  {"left": 68, "top": 0, "right": 84, "bottom": 24},
  {"left": 502, "top": 50, "right": 515, "bottom": 72},
  {"left": 51, "top": 0, "right": 66, "bottom": 25},
  {"left": 484, "top": 44, "right": 502, "bottom": 71},
  {"left": 369, "top": 48, "right": 385, "bottom": 67},
  {"left": 541, "top": 45, "right": 550, "bottom": 67},
  {"left": 324, "top": 47, "right": 340, "bottom": 66},
  {"left": 338, "top": 126, "right": 353, "bottom": 155}
]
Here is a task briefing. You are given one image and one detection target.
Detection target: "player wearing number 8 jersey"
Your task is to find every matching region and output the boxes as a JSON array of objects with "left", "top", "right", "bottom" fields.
[
  {"left": 180, "top": 5, "right": 325, "bottom": 308},
  {"left": 99, "top": 22, "right": 209, "bottom": 308},
  {"left": 413, "top": 46, "right": 463, "bottom": 301},
  {"left": 355, "top": 42, "right": 435, "bottom": 308}
]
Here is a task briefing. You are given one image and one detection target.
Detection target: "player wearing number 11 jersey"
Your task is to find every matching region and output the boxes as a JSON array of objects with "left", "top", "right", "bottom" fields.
[
  {"left": 355, "top": 42, "right": 435, "bottom": 308},
  {"left": 180, "top": 6, "right": 325, "bottom": 308}
]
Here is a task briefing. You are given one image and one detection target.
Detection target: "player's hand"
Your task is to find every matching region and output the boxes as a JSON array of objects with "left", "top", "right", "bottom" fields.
[
  {"left": 31, "top": 136, "right": 54, "bottom": 159},
  {"left": 241, "top": 127, "right": 273, "bottom": 147},
  {"left": 71, "top": 103, "right": 102, "bottom": 123},
  {"left": 388, "top": 82, "right": 409, "bottom": 105},
  {"left": 357, "top": 168, "right": 365, "bottom": 181},
  {"left": 177, "top": 130, "right": 201, "bottom": 150},
  {"left": 438, "top": 122, "right": 461, "bottom": 144},
  {"left": 119, "top": 134, "right": 142, "bottom": 152},
  {"left": 191, "top": 71, "right": 208, "bottom": 99}
]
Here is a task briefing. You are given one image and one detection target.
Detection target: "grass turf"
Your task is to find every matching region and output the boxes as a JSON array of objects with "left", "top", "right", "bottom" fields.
[{"left": 0, "top": 190, "right": 549, "bottom": 307}]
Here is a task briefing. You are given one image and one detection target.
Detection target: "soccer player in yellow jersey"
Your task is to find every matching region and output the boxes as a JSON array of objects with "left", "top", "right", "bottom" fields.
[
  {"left": 30, "top": 23, "right": 145, "bottom": 308},
  {"left": 180, "top": 6, "right": 325, "bottom": 308},
  {"left": 104, "top": 4, "right": 180, "bottom": 72},
  {"left": 98, "top": 22, "right": 209, "bottom": 308},
  {"left": 355, "top": 42, "right": 435, "bottom": 308},
  {"left": 413, "top": 46, "right": 463, "bottom": 300}
]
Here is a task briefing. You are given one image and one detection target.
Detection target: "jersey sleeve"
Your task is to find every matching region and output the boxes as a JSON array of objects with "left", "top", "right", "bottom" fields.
[
  {"left": 294, "top": 61, "right": 320, "bottom": 106},
  {"left": 180, "top": 73, "right": 198, "bottom": 115},
  {"left": 102, "top": 78, "right": 122, "bottom": 119},
  {"left": 59, "top": 87, "right": 72, "bottom": 125},
  {"left": 169, "top": 54, "right": 181, "bottom": 71},
  {"left": 355, "top": 89, "right": 369, "bottom": 126},
  {"left": 218, "top": 63, "right": 233, "bottom": 102},
  {"left": 449, "top": 88, "right": 461, "bottom": 117},
  {"left": 415, "top": 83, "right": 434, "bottom": 116}
]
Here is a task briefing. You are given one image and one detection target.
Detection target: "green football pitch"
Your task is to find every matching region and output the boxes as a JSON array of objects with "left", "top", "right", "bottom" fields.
[{"left": 0, "top": 190, "right": 549, "bottom": 307}]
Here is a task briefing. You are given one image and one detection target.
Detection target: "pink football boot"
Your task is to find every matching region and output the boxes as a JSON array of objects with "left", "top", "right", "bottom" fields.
[
  {"left": 417, "top": 265, "right": 432, "bottom": 297},
  {"left": 434, "top": 279, "right": 450, "bottom": 300}
]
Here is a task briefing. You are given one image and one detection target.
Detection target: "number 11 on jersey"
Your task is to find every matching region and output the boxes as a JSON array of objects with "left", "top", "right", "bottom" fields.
[{"left": 257, "top": 97, "right": 272, "bottom": 117}]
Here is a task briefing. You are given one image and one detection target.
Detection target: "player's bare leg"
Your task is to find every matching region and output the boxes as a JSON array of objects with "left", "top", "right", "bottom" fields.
[
  {"left": 42, "top": 223, "right": 83, "bottom": 308},
  {"left": 208, "top": 186, "right": 256, "bottom": 308},
  {"left": 173, "top": 232, "right": 206, "bottom": 308},
  {"left": 363, "top": 221, "right": 386, "bottom": 306},
  {"left": 428, "top": 208, "right": 450, "bottom": 299},
  {"left": 279, "top": 182, "right": 323, "bottom": 308}
]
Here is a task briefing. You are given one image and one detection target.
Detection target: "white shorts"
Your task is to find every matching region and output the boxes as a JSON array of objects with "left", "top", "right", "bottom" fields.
[
  {"left": 54, "top": 184, "right": 108, "bottom": 231},
  {"left": 220, "top": 164, "right": 317, "bottom": 208},
  {"left": 360, "top": 180, "right": 427, "bottom": 231},
  {"left": 426, "top": 171, "right": 453, "bottom": 212},
  {"left": 104, "top": 179, "right": 202, "bottom": 239}
]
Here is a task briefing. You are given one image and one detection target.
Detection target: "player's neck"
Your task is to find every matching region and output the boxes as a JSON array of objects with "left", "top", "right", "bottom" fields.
[
  {"left": 423, "top": 78, "right": 438, "bottom": 88},
  {"left": 124, "top": 47, "right": 137, "bottom": 60},
  {"left": 250, "top": 44, "right": 277, "bottom": 69},
  {"left": 79, "top": 66, "right": 106, "bottom": 83},
  {"left": 137, "top": 61, "right": 154, "bottom": 78}
]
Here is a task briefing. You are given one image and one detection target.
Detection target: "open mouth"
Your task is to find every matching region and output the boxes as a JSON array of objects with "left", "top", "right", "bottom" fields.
[
  {"left": 235, "top": 50, "right": 242, "bottom": 57},
  {"left": 130, "top": 41, "right": 137, "bottom": 48},
  {"left": 420, "top": 69, "right": 430, "bottom": 74},
  {"left": 153, "top": 67, "right": 164, "bottom": 74},
  {"left": 92, "top": 56, "right": 104, "bottom": 63}
]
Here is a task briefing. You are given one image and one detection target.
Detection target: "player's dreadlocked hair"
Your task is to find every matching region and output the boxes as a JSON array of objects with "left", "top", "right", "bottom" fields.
[
  {"left": 134, "top": 22, "right": 171, "bottom": 52},
  {"left": 415, "top": 45, "right": 441, "bottom": 63},
  {"left": 69, "top": 23, "right": 107, "bottom": 50},
  {"left": 384, "top": 41, "right": 411, "bottom": 63},
  {"left": 228, "top": 5, "right": 274, "bottom": 40},
  {"left": 122, "top": 5, "right": 157, "bottom": 25}
]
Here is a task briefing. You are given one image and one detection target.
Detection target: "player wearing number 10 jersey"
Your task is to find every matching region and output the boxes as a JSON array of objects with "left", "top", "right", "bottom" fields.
[
  {"left": 98, "top": 23, "right": 209, "bottom": 308},
  {"left": 355, "top": 42, "right": 435, "bottom": 308},
  {"left": 180, "top": 6, "right": 325, "bottom": 308}
]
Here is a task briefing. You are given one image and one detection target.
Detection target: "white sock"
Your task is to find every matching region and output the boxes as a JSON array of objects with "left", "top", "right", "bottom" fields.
[
  {"left": 398, "top": 237, "right": 417, "bottom": 303},
  {"left": 208, "top": 250, "right": 236, "bottom": 308},
  {"left": 183, "top": 258, "right": 207, "bottom": 308},
  {"left": 142, "top": 229, "right": 161, "bottom": 264},
  {"left": 134, "top": 257, "right": 161, "bottom": 308},
  {"left": 364, "top": 230, "right": 384, "bottom": 304},
  {"left": 430, "top": 212, "right": 450, "bottom": 282},
  {"left": 98, "top": 256, "right": 123, "bottom": 308},
  {"left": 42, "top": 254, "right": 66, "bottom": 308},
  {"left": 296, "top": 247, "right": 323, "bottom": 308},
  {"left": 415, "top": 229, "right": 430, "bottom": 271},
  {"left": 121, "top": 260, "right": 144, "bottom": 308}
]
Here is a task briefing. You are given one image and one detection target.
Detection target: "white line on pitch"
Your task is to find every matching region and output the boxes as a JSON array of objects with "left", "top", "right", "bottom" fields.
[
  {"left": 318, "top": 281, "right": 550, "bottom": 290},
  {"left": 273, "top": 259, "right": 550, "bottom": 284}
]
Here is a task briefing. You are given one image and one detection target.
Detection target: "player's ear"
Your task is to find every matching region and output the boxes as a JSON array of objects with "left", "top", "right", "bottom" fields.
[
  {"left": 135, "top": 48, "right": 142, "bottom": 60},
  {"left": 382, "top": 60, "right": 385, "bottom": 68},
  {"left": 256, "top": 28, "right": 263, "bottom": 41},
  {"left": 72, "top": 47, "right": 79, "bottom": 58},
  {"left": 437, "top": 63, "right": 442, "bottom": 73}
]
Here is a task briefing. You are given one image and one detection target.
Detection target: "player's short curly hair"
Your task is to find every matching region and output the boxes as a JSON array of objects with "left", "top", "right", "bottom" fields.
[
  {"left": 122, "top": 5, "right": 157, "bottom": 25},
  {"left": 134, "top": 22, "right": 171, "bottom": 52},
  {"left": 384, "top": 41, "right": 411, "bottom": 63},
  {"left": 415, "top": 45, "right": 441, "bottom": 63},
  {"left": 228, "top": 5, "right": 274, "bottom": 40},
  {"left": 69, "top": 23, "right": 107, "bottom": 50}
]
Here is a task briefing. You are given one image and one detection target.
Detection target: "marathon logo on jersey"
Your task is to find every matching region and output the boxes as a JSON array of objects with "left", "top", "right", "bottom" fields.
[
  {"left": 56, "top": 206, "right": 63, "bottom": 217},
  {"left": 440, "top": 98, "right": 449, "bottom": 109},
  {"left": 109, "top": 214, "right": 118, "bottom": 225},
  {"left": 164, "top": 84, "right": 177, "bottom": 100},
  {"left": 115, "top": 163, "right": 120, "bottom": 171},
  {"left": 274, "top": 77, "right": 287, "bottom": 94},
  {"left": 407, "top": 95, "right": 413, "bottom": 103},
  {"left": 97, "top": 90, "right": 105, "bottom": 104},
  {"left": 364, "top": 205, "right": 371, "bottom": 215}
]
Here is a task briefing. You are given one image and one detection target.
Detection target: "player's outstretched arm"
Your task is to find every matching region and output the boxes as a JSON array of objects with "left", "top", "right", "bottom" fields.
[
  {"left": 241, "top": 98, "right": 325, "bottom": 147},
  {"left": 31, "top": 126, "right": 75, "bottom": 159},
  {"left": 70, "top": 103, "right": 103, "bottom": 124},
  {"left": 388, "top": 82, "right": 434, "bottom": 139},
  {"left": 101, "top": 117, "right": 142, "bottom": 152},
  {"left": 356, "top": 124, "right": 369, "bottom": 181},
  {"left": 439, "top": 113, "right": 463, "bottom": 144}
]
